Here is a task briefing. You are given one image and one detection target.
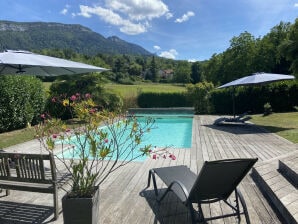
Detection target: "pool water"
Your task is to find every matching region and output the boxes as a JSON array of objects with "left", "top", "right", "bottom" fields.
[
  {"left": 136, "top": 116, "right": 193, "bottom": 148},
  {"left": 57, "top": 115, "right": 193, "bottom": 162}
]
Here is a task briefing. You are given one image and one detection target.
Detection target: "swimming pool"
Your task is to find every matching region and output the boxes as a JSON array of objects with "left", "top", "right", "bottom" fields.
[{"left": 57, "top": 114, "right": 193, "bottom": 162}]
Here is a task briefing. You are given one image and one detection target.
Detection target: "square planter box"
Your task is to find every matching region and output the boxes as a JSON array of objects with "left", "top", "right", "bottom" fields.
[{"left": 62, "top": 187, "right": 99, "bottom": 224}]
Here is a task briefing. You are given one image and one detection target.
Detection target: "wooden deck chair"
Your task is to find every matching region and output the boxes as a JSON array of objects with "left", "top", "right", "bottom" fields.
[{"left": 146, "top": 158, "right": 258, "bottom": 223}]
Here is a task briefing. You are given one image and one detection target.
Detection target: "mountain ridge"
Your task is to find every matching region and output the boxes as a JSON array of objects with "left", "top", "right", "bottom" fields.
[{"left": 0, "top": 20, "right": 152, "bottom": 56}]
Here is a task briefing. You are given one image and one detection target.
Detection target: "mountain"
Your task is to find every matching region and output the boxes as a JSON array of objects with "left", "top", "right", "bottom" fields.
[{"left": 0, "top": 21, "right": 152, "bottom": 56}]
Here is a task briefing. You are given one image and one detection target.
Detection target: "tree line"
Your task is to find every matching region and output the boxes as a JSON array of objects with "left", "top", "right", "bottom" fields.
[{"left": 38, "top": 19, "right": 298, "bottom": 86}]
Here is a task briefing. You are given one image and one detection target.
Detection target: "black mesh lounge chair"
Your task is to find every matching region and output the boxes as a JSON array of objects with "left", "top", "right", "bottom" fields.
[
  {"left": 214, "top": 112, "right": 251, "bottom": 125},
  {"left": 146, "top": 158, "right": 258, "bottom": 223}
]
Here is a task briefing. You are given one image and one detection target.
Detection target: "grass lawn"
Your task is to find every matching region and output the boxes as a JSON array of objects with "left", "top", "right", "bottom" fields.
[
  {"left": 0, "top": 127, "right": 36, "bottom": 149},
  {"left": 105, "top": 83, "right": 186, "bottom": 98},
  {"left": 250, "top": 112, "right": 298, "bottom": 143}
]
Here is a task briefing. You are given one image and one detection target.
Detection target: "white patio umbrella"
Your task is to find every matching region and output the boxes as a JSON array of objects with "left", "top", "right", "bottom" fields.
[
  {"left": 218, "top": 72, "right": 295, "bottom": 117},
  {"left": 0, "top": 50, "right": 108, "bottom": 76}
]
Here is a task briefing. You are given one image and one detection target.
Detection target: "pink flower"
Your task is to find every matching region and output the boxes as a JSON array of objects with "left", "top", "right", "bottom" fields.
[
  {"left": 70, "top": 95, "right": 77, "bottom": 101},
  {"left": 52, "top": 134, "right": 58, "bottom": 139},
  {"left": 51, "top": 97, "right": 56, "bottom": 103},
  {"left": 104, "top": 139, "right": 109, "bottom": 143},
  {"left": 169, "top": 154, "right": 176, "bottom": 160},
  {"left": 89, "top": 108, "right": 97, "bottom": 114},
  {"left": 66, "top": 129, "right": 71, "bottom": 132},
  {"left": 152, "top": 154, "right": 157, "bottom": 160},
  {"left": 148, "top": 149, "right": 152, "bottom": 153},
  {"left": 75, "top": 93, "right": 80, "bottom": 97},
  {"left": 40, "top": 114, "right": 46, "bottom": 119},
  {"left": 85, "top": 93, "right": 91, "bottom": 99}
]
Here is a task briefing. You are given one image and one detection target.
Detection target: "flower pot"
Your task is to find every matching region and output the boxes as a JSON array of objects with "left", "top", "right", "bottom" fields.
[{"left": 62, "top": 187, "right": 99, "bottom": 224}]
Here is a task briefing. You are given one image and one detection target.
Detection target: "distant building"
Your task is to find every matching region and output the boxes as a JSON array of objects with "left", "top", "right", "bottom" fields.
[{"left": 159, "top": 69, "right": 174, "bottom": 79}]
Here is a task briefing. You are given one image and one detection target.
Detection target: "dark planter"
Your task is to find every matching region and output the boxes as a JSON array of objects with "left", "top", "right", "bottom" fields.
[{"left": 62, "top": 187, "right": 99, "bottom": 224}]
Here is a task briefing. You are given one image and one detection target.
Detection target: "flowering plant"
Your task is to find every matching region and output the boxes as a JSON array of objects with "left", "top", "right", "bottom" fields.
[{"left": 35, "top": 93, "right": 162, "bottom": 198}]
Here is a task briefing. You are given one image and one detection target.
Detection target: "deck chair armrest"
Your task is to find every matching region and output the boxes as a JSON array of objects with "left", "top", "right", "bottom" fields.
[{"left": 158, "top": 180, "right": 190, "bottom": 203}]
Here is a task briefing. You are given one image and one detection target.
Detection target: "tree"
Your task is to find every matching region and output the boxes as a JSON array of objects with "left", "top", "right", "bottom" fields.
[
  {"left": 254, "top": 22, "right": 291, "bottom": 74},
  {"left": 191, "top": 61, "right": 202, "bottom": 83},
  {"left": 149, "top": 56, "right": 159, "bottom": 82},
  {"left": 128, "top": 62, "right": 142, "bottom": 76},
  {"left": 280, "top": 19, "right": 298, "bottom": 77},
  {"left": 173, "top": 61, "right": 191, "bottom": 83},
  {"left": 220, "top": 32, "right": 257, "bottom": 83}
]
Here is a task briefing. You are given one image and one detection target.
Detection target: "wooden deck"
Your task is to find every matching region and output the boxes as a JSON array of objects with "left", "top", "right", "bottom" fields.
[{"left": 1, "top": 115, "right": 297, "bottom": 223}]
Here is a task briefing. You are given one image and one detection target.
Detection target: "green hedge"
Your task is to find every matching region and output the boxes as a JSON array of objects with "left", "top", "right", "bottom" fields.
[
  {"left": 210, "top": 81, "right": 298, "bottom": 115},
  {"left": 0, "top": 75, "right": 45, "bottom": 132},
  {"left": 137, "top": 92, "right": 191, "bottom": 108}
]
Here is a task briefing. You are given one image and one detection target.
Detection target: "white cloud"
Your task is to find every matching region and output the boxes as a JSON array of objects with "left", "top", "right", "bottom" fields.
[
  {"left": 154, "top": 45, "right": 161, "bottom": 50},
  {"left": 106, "top": 0, "right": 169, "bottom": 21},
  {"left": 77, "top": 0, "right": 171, "bottom": 35},
  {"left": 294, "top": 3, "right": 298, "bottom": 7},
  {"left": 188, "top": 59, "right": 198, "bottom": 62},
  {"left": 61, "top": 8, "right": 68, "bottom": 15},
  {"left": 175, "top": 11, "right": 195, "bottom": 23},
  {"left": 159, "top": 49, "right": 178, "bottom": 59},
  {"left": 78, "top": 5, "right": 147, "bottom": 35},
  {"left": 165, "top": 12, "right": 173, "bottom": 19},
  {"left": 60, "top": 4, "right": 70, "bottom": 15}
]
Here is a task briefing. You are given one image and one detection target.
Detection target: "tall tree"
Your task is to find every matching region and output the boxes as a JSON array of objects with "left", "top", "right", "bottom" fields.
[
  {"left": 220, "top": 32, "right": 257, "bottom": 83},
  {"left": 173, "top": 61, "right": 191, "bottom": 83},
  {"left": 280, "top": 19, "right": 298, "bottom": 77},
  {"left": 149, "top": 56, "right": 158, "bottom": 82},
  {"left": 191, "top": 61, "right": 202, "bottom": 83}
]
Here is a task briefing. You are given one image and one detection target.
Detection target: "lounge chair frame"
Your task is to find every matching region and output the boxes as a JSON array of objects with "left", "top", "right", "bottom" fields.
[{"left": 146, "top": 158, "right": 258, "bottom": 224}]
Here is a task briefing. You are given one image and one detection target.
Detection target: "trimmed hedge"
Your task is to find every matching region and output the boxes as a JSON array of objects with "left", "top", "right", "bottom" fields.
[
  {"left": 137, "top": 92, "right": 191, "bottom": 108},
  {"left": 0, "top": 75, "right": 45, "bottom": 132},
  {"left": 210, "top": 81, "right": 298, "bottom": 115}
]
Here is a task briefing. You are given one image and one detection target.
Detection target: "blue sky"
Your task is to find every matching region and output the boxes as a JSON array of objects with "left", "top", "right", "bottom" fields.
[{"left": 1, "top": 0, "right": 297, "bottom": 61}]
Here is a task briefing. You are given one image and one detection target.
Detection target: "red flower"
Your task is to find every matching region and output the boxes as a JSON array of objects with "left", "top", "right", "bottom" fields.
[
  {"left": 52, "top": 134, "right": 58, "bottom": 139},
  {"left": 152, "top": 154, "right": 157, "bottom": 160},
  {"left": 104, "top": 139, "right": 109, "bottom": 143}
]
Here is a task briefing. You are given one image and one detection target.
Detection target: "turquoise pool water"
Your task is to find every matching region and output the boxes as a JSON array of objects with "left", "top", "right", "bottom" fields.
[{"left": 57, "top": 115, "right": 193, "bottom": 162}]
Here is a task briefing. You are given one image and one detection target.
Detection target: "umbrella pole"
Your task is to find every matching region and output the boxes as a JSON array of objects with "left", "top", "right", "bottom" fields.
[{"left": 232, "top": 86, "right": 236, "bottom": 118}]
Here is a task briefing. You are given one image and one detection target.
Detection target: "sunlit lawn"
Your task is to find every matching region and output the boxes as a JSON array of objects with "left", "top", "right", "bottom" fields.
[
  {"left": 250, "top": 112, "right": 298, "bottom": 143},
  {"left": 105, "top": 83, "right": 186, "bottom": 97},
  {"left": 0, "top": 127, "right": 36, "bottom": 149}
]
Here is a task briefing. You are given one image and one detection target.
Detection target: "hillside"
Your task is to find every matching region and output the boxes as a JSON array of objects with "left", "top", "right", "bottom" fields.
[{"left": 0, "top": 21, "right": 152, "bottom": 56}]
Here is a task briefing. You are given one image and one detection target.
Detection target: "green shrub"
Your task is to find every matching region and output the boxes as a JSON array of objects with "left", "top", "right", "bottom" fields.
[
  {"left": 263, "top": 102, "right": 273, "bottom": 116},
  {"left": 46, "top": 74, "right": 123, "bottom": 118},
  {"left": 186, "top": 81, "right": 214, "bottom": 114},
  {"left": 0, "top": 75, "right": 45, "bottom": 132}
]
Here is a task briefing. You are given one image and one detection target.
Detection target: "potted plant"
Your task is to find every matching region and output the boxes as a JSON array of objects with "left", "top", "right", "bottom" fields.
[{"left": 35, "top": 93, "right": 174, "bottom": 224}]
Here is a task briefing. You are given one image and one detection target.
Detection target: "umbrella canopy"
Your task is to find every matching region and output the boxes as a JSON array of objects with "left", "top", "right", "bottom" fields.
[
  {"left": 218, "top": 72, "right": 295, "bottom": 89},
  {"left": 0, "top": 50, "right": 108, "bottom": 76},
  {"left": 217, "top": 72, "right": 295, "bottom": 117}
]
